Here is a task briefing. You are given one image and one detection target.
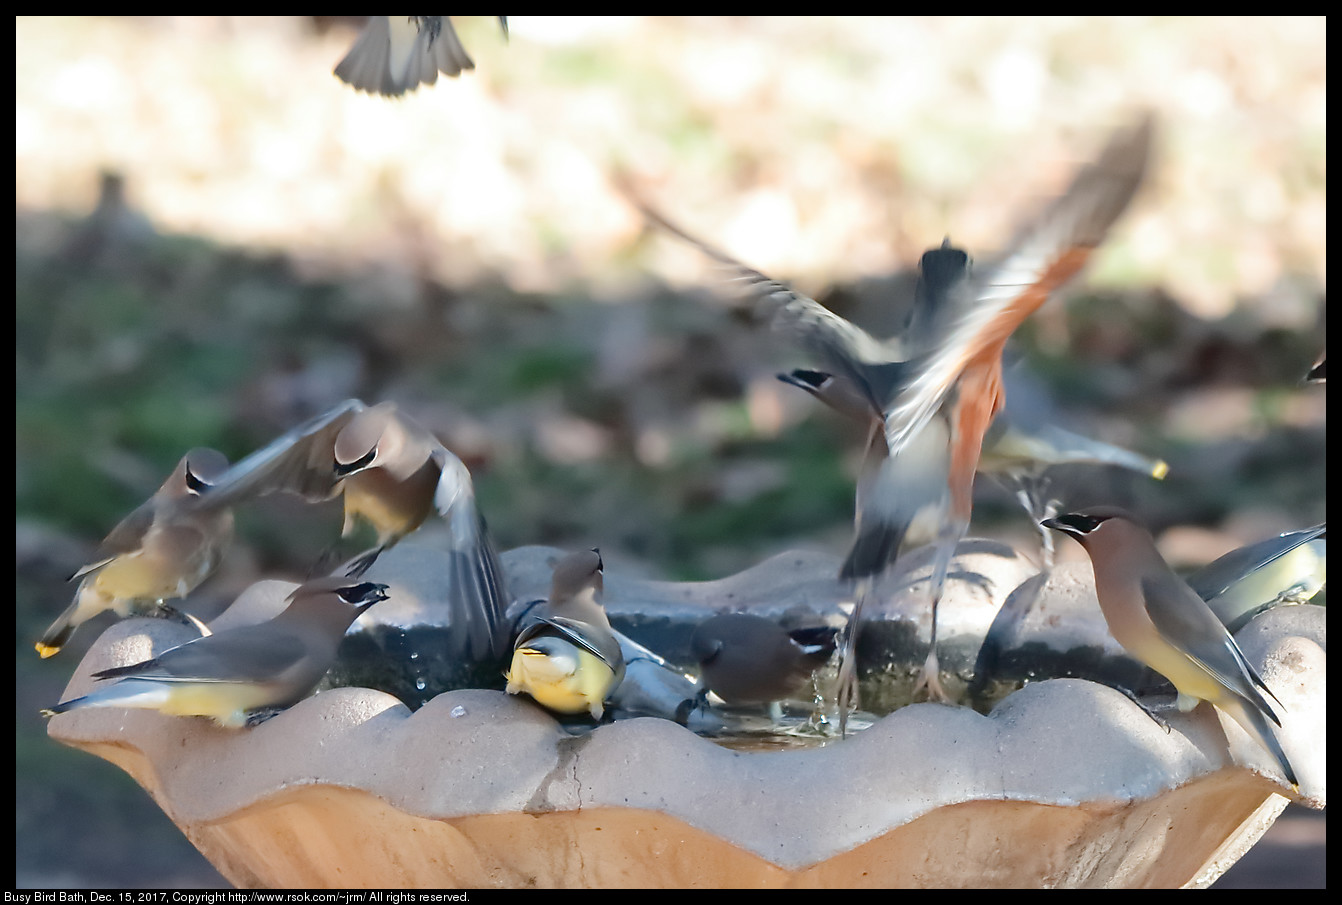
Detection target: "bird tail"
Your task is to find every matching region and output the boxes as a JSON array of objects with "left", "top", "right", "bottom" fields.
[
  {"left": 1219, "top": 694, "right": 1299, "bottom": 790},
  {"left": 840, "top": 518, "right": 910, "bottom": 582},
  {"left": 41, "top": 679, "right": 172, "bottom": 719},
  {"left": 35, "top": 583, "right": 99, "bottom": 658}
]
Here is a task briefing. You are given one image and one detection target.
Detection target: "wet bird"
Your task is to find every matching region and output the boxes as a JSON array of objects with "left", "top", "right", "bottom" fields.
[
  {"left": 1043, "top": 507, "right": 1298, "bottom": 788},
  {"left": 37, "top": 449, "right": 234, "bottom": 659},
  {"left": 1186, "top": 524, "right": 1326, "bottom": 634},
  {"left": 186, "top": 399, "right": 509, "bottom": 663},
  {"left": 634, "top": 116, "right": 1153, "bottom": 715},
  {"left": 506, "top": 549, "right": 625, "bottom": 719},
  {"left": 334, "top": 16, "right": 507, "bottom": 97},
  {"left": 43, "top": 577, "right": 389, "bottom": 728},
  {"left": 691, "top": 613, "right": 838, "bottom": 707}
]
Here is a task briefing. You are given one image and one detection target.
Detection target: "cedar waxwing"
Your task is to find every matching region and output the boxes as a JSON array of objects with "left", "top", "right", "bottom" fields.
[
  {"left": 1186, "top": 524, "right": 1326, "bottom": 634},
  {"left": 43, "top": 577, "right": 389, "bottom": 728},
  {"left": 781, "top": 365, "right": 1170, "bottom": 569},
  {"left": 690, "top": 613, "right": 838, "bottom": 706},
  {"left": 633, "top": 117, "right": 1153, "bottom": 713},
  {"left": 36, "top": 449, "right": 234, "bottom": 659},
  {"left": 506, "top": 549, "right": 625, "bottom": 719},
  {"left": 1042, "top": 507, "right": 1298, "bottom": 788},
  {"left": 334, "top": 16, "right": 507, "bottom": 97},
  {"left": 187, "top": 399, "right": 508, "bottom": 662}
]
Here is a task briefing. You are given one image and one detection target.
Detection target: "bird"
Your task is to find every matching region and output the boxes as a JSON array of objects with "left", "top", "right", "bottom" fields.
[
  {"left": 36, "top": 448, "right": 234, "bottom": 659},
  {"left": 182, "top": 399, "right": 509, "bottom": 664},
  {"left": 43, "top": 577, "right": 390, "bottom": 728},
  {"left": 334, "top": 16, "right": 507, "bottom": 97},
  {"left": 631, "top": 116, "right": 1153, "bottom": 717},
  {"left": 1042, "top": 507, "right": 1298, "bottom": 789},
  {"left": 1185, "top": 523, "right": 1326, "bottom": 634},
  {"left": 782, "top": 365, "right": 1170, "bottom": 570},
  {"left": 506, "top": 549, "right": 625, "bottom": 719},
  {"left": 690, "top": 613, "right": 838, "bottom": 707},
  {"left": 975, "top": 370, "right": 1169, "bottom": 569}
]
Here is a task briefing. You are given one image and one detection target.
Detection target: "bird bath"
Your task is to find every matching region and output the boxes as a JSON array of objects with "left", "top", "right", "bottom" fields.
[{"left": 46, "top": 536, "right": 1325, "bottom": 888}]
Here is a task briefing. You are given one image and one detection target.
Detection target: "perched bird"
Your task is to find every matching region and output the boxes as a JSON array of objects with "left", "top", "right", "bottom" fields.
[
  {"left": 690, "top": 613, "right": 838, "bottom": 706},
  {"left": 43, "top": 577, "right": 389, "bottom": 728},
  {"left": 506, "top": 549, "right": 625, "bottom": 719},
  {"left": 185, "top": 399, "right": 509, "bottom": 663},
  {"left": 633, "top": 117, "right": 1153, "bottom": 716},
  {"left": 36, "top": 449, "right": 234, "bottom": 659},
  {"left": 1186, "top": 524, "right": 1326, "bottom": 634},
  {"left": 1043, "top": 507, "right": 1298, "bottom": 788},
  {"left": 334, "top": 16, "right": 507, "bottom": 97}
]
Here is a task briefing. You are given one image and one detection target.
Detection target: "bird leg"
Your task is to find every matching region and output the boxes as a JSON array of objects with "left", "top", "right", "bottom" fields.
[
  {"left": 343, "top": 545, "right": 386, "bottom": 579},
  {"left": 1111, "top": 684, "right": 1173, "bottom": 733},
  {"left": 912, "top": 535, "right": 959, "bottom": 704},
  {"left": 155, "top": 602, "right": 212, "bottom": 638},
  {"left": 835, "top": 577, "right": 871, "bottom": 738}
]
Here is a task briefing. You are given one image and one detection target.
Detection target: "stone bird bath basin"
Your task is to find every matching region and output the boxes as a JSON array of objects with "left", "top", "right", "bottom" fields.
[{"left": 46, "top": 536, "right": 1325, "bottom": 888}]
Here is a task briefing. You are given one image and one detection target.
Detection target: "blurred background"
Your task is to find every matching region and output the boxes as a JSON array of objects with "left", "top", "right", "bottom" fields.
[{"left": 15, "top": 16, "right": 1324, "bottom": 888}]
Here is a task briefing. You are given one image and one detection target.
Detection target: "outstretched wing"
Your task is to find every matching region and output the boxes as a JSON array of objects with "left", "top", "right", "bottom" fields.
[
  {"left": 186, "top": 400, "right": 367, "bottom": 511},
  {"left": 882, "top": 116, "right": 1155, "bottom": 458},
  {"left": 432, "top": 448, "right": 512, "bottom": 662}
]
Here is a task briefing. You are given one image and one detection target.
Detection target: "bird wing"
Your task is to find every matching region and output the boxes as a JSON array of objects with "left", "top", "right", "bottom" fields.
[
  {"left": 1140, "top": 572, "right": 1284, "bottom": 720},
  {"left": 422, "top": 17, "right": 475, "bottom": 78},
  {"left": 334, "top": 16, "right": 396, "bottom": 95},
  {"left": 431, "top": 447, "right": 512, "bottom": 662},
  {"left": 1186, "top": 524, "right": 1327, "bottom": 603},
  {"left": 92, "top": 626, "right": 307, "bottom": 684},
  {"left": 629, "top": 194, "right": 895, "bottom": 412},
  {"left": 74, "top": 501, "right": 158, "bottom": 579},
  {"left": 185, "top": 400, "right": 368, "bottom": 511},
  {"left": 882, "top": 116, "right": 1154, "bottom": 458}
]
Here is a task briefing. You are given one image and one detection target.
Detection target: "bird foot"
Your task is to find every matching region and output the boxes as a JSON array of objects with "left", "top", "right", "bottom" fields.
[
  {"left": 1115, "top": 686, "right": 1173, "bottom": 733},
  {"left": 244, "top": 707, "right": 285, "bottom": 728},
  {"left": 343, "top": 547, "right": 384, "bottom": 579},
  {"left": 913, "top": 650, "right": 953, "bottom": 704},
  {"left": 157, "top": 604, "right": 212, "bottom": 638}
]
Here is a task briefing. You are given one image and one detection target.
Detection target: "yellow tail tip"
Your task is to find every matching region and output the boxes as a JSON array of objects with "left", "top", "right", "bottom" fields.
[
  {"left": 1151, "top": 460, "right": 1170, "bottom": 480},
  {"left": 35, "top": 642, "right": 60, "bottom": 659}
]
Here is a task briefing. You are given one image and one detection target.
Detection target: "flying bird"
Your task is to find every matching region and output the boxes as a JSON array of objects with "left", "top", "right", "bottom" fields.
[
  {"left": 631, "top": 115, "right": 1154, "bottom": 718},
  {"left": 334, "top": 16, "right": 507, "bottom": 97},
  {"left": 183, "top": 399, "right": 509, "bottom": 663}
]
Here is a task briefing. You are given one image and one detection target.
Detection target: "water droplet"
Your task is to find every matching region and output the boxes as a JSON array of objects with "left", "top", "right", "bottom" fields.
[
  {"left": 409, "top": 651, "right": 419, "bottom": 660},
  {"left": 415, "top": 678, "right": 427, "bottom": 691},
  {"left": 451, "top": 705, "right": 468, "bottom": 718}
]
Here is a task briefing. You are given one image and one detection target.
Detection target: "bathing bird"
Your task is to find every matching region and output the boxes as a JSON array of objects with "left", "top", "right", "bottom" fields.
[
  {"left": 506, "top": 549, "right": 625, "bottom": 720},
  {"left": 1043, "top": 507, "right": 1298, "bottom": 789},
  {"left": 43, "top": 577, "right": 389, "bottom": 728}
]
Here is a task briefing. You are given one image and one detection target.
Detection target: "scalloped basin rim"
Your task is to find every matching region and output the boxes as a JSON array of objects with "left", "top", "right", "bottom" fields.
[{"left": 46, "top": 563, "right": 1325, "bottom": 887}]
